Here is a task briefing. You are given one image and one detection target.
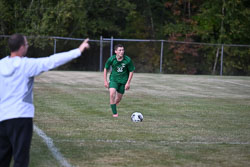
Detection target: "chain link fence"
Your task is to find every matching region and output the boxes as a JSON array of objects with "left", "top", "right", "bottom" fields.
[{"left": 1, "top": 35, "right": 250, "bottom": 75}]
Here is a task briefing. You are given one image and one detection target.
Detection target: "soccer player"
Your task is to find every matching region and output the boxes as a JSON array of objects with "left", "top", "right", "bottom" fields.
[
  {"left": 0, "top": 34, "right": 89, "bottom": 167},
  {"left": 104, "top": 44, "right": 135, "bottom": 117}
]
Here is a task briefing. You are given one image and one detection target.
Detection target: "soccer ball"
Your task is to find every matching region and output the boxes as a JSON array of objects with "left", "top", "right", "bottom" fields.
[{"left": 131, "top": 112, "right": 143, "bottom": 122}]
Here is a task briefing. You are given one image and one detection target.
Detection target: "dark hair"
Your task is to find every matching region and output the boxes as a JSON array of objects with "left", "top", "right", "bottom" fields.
[
  {"left": 114, "top": 44, "right": 124, "bottom": 51},
  {"left": 8, "top": 34, "right": 25, "bottom": 52}
]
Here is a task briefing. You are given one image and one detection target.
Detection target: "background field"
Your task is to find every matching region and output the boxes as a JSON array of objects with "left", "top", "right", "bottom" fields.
[{"left": 31, "top": 71, "right": 250, "bottom": 167}]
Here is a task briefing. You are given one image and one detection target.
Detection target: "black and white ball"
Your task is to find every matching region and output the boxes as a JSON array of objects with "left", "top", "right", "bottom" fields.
[{"left": 131, "top": 112, "right": 143, "bottom": 122}]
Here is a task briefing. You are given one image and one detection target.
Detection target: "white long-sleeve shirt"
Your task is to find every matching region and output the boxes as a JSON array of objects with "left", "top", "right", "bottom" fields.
[{"left": 0, "top": 48, "right": 81, "bottom": 122}]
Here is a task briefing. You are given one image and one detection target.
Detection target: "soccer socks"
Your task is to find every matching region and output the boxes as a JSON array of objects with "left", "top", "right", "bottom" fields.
[{"left": 110, "top": 104, "right": 117, "bottom": 115}]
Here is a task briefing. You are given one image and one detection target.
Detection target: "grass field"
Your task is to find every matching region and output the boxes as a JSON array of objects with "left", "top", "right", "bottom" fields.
[{"left": 31, "top": 71, "right": 250, "bottom": 167}]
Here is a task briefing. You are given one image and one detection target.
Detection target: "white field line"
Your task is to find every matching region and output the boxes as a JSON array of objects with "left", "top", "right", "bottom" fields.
[
  {"left": 33, "top": 125, "right": 74, "bottom": 167},
  {"left": 54, "top": 139, "right": 250, "bottom": 145}
]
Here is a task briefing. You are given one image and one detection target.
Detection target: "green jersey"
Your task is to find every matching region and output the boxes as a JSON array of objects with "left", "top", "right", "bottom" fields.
[{"left": 104, "top": 55, "right": 135, "bottom": 84}]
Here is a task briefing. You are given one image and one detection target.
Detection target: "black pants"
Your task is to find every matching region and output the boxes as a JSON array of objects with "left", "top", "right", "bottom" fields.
[{"left": 0, "top": 118, "right": 33, "bottom": 167}]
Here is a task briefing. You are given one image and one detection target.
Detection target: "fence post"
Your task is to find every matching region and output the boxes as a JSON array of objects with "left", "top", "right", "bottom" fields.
[
  {"left": 99, "top": 36, "right": 103, "bottom": 72},
  {"left": 110, "top": 36, "right": 113, "bottom": 57},
  {"left": 220, "top": 44, "right": 224, "bottom": 76},
  {"left": 54, "top": 38, "right": 57, "bottom": 54},
  {"left": 160, "top": 40, "right": 164, "bottom": 73}
]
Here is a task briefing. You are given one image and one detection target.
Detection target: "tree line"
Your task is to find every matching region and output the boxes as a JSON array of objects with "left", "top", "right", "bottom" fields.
[{"left": 0, "top": 0, "right": 250, "bottom": 75}]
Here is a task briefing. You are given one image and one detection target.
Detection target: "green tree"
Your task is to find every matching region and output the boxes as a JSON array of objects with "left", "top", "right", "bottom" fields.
[
  {"left": 160, "top": 0, "right": 204, "bottom": 74},
  {"left": 194, "top": 0, "right": 250, "bottom": 75},
  {"left": 1, "top": 0, "right": 249, "bottom": 74}
]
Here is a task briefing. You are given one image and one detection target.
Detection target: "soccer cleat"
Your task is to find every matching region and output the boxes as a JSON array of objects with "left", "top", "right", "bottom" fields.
[{"left": 113, "top": 114, "right": 118, "bottom": 117}]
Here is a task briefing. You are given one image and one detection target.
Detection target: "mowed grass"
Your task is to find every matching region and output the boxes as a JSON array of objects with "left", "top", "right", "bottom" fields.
[{"left": 31, "top": 71, "right": 250, "bottom": 167}]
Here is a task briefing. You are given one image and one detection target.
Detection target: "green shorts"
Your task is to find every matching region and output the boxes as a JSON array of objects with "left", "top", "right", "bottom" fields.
[{"left": 109, "top": 81, "right": 125, "bottom": 94}]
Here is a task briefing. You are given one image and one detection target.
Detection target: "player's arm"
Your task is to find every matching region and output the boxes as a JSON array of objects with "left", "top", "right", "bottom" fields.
[
  {"left": 104, "top": 57, "right": 112, "bottom": 88},
  {"left": 104, "top": 68, "right": 109, "bottom": 88},
  {"left": 125, "top": 71, "right": 134, "bottom": 90}
]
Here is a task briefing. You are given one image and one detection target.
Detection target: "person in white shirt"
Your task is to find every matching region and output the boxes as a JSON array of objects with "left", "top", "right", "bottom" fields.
[{"left": 0, "top": 34, "right": 89, "bottom": 167}]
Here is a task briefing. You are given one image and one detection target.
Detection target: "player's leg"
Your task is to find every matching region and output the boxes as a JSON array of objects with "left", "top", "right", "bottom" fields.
[
  {"left": 115, "top": 83, "right": 125, "bottom": 105},
  {"left": 115, "top": 92, "right": 123, "bottom": 105},
  {"left": 109, "top": 81, "right": 119, "bottom": 117},
  {"left": 0, "top": 121, "right": 12, "bottom": 167},
  {"left": 109, "top": 88, "right": 117, "bottom": 104},
  {"left": 109, "top": 88, "right": 118, "bottom": 117}
]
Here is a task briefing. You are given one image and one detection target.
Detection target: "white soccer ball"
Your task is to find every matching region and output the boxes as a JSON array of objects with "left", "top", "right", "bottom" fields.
[{"left": 131, "top": 112, "right": 143, "bottom": 122}]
